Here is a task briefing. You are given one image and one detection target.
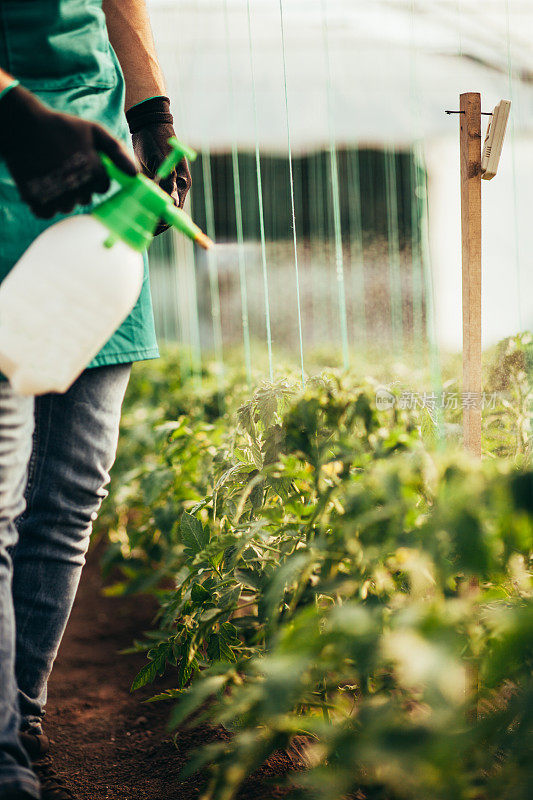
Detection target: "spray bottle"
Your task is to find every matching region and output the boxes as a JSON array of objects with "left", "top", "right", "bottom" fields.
[{"left": 0, "top": 138, "right": 212, "bottom": 396}]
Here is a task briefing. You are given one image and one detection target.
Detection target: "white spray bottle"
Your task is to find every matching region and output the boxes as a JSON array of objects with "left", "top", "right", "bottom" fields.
[{"left": 0, "top": 138, "right": 211, "bottom": 396}]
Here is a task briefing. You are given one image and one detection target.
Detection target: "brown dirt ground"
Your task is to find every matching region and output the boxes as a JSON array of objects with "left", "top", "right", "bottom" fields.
[{"left": 45, "top": 548, "right": 302, "bottom": 800}]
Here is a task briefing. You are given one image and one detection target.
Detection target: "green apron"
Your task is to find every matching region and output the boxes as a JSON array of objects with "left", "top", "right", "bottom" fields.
[{"left": 0, "top": 0, "right": 159, "bottom": 370}]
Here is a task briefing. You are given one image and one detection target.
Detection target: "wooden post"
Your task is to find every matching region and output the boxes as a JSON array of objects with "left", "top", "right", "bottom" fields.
[
  {"left": 460, "top": 92, "right": 482, "bottom": 459},
  {"left": 460, "top": 94, "right": 482, "bottom": 721}
]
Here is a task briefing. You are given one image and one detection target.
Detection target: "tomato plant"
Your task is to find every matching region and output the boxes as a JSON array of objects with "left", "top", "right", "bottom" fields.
[{"left": 97, "top": 340, "right": 533, "bottom": 800}]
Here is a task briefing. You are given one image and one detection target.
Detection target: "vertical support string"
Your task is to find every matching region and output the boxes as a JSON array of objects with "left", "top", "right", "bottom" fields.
[
  {"left": 310, "top": 153, "right": 327, "bottom": 348},
  {"left": 293, "top": 155, "right": 307, "bottom": 356},
  {"left": 384, "top": 146, "right": 404, "bottom": 354},
  {"left": 409, "top": 0, "right": 427, "bottom": 363},
  {"left": 159, "top": 237, "right": 172, "bottom": 344},
  {"left": 456, "top": 0, "right": 463, "bottom": 56},
  {"left": 320, "top": 0, "right": 349, "bottom": 371},
  {"left": 172, "top": 229, "right": 202, "bottom": 386},
  {"left": 418, "top": 141, "right": 445, "bottom": 442},
  {"left": 246, "top": 0, "right": 274, "bottom": 381},
  {"left": 168, "top": 46, "right": 202, "bottom": 383},
  {"left": 410, "top": 152, "right": 424, "bottom": 358},
  {"left": 182, "top": 196, "right": 203, "bottom": 385},
  {"left": 278, "top": 0, "right": 305, "bottom": 387},
  {"left": 504, "top": 0, "right": 522, "bottom": 329},
  {"left": 409, "top": 0, "right": 444, "bottom": 443},
  {"left": 346, "top": 148, "right": 366, "bottom": 349},
  {"left": 201, "top": 145, "right": 225, "bottom": 396},
  {"left": 167, "top": 230, "right": 182, "bottom": 349},
  {"left": 223, "top": 0, "right": 252, "bottom": 386}
]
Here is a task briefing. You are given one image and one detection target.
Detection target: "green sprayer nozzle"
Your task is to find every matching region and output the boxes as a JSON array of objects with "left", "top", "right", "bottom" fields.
[
  {"left": 156, "top": 137, "right": 197, "bottom": 181},
  {"left": 93, "top": 139, "right": 212, "bottom": 252}
]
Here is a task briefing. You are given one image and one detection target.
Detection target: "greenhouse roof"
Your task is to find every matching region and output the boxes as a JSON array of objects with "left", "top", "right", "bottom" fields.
[{"left": 149, "top": 0, "right": 533, "bottom": 151}]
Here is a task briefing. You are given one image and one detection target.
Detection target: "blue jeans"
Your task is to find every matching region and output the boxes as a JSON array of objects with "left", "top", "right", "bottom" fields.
[{"left": 0, "top": 364, "right": 131, "bottom": 798}]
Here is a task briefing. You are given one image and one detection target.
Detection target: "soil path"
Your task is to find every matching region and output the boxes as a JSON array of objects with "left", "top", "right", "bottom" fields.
[{"left": 45, "top": 548, "right": 295, "bottom": 800}]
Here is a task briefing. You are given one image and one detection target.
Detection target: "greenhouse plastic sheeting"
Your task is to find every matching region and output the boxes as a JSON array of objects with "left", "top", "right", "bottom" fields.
[{"left": 148, "top": 0, "right": 533, "bottom": 152}]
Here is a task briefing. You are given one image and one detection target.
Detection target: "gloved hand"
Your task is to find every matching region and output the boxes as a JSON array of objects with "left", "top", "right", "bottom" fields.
[
  {"left": 0, "top": 83, "right": 137, "bottom": 218},
  {"left": 126, "top": 96, "right": 192, "bottom": 235}
]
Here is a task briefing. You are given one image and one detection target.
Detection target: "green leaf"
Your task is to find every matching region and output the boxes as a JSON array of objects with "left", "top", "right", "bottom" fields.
[
  {"left": 145, "top": 689, "right": 182, "bottom": 703},
  {"left": 180, "top": 512, "right": 209, "bottom": 556},
  {"left": 221, "top": 622, "right": 239, "bottom": 643},
  {"left": 237, "top": 402, "right": 256, "bottom": 439},
  {"left": 200, "top": 607, "right": 222, "bottom": 622},
  {"left": 140, "top": 467, "right": 174, "bottom": 505},
  {"left": 174, "top": 636, "right": 199, "bottom": 688},
  {"left": 354, "top": 391, "right": 377, "bottom": 433},
  {"left": 263, "top": 424, "right": 284, "bottom": 466},
  {"left": 215, "top": 463, "right": 254, "bottom": 491},
  {"left": 130, "top": 660, "right": 160, "bottom": 691},
  {"left": 188, "top": 496, "right": 213, "bottom": 515},
  {"left": 218, "top": 585, "right": 242, "bottom": 611},
  {"left": 255, "top": 388, "right": 278, "bottom": 429},
  {"left": 206, "top": 631, "right": 237, "bottom": 663},
  {"left": 176, "top": 657, "right": 196, "bottom": 689},
  {"left": 131, "top": 644, "right": 169, "bottom": 691},
  {"left": 249, "top": 476, "right": 265, "bottom": 511},
  {"left": 191, "top": 582, "right": 212, "bottom": 604},
  {"left": 235, "top": 568, "right": 263, "bottom": 591},
  {"left": 251, "top": 441, "right": 263, "bottom": 470},
  {"left": 168, "top": 673, "right": 230, "bottom": 729},
  {"left": 420, "top": 407, "right": 438, "bottom": 448}
]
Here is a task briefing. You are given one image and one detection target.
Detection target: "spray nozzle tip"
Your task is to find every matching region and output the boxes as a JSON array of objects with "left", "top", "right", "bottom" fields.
[{"left": 195, "top": 231, "right": 214, "bottom": 250}]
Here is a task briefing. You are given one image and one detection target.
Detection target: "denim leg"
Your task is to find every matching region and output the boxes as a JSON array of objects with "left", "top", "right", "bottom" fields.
[
  {"left": 0, "top": 382, "right": 41, "bottom": 798},
  {"left": 12, "top": 364, "right": 131, "bottom": 734}
]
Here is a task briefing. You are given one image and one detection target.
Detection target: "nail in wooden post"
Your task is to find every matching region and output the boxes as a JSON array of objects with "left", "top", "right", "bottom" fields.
[{"left": 460, "top": 92, "right": 482, "bottom": 459}]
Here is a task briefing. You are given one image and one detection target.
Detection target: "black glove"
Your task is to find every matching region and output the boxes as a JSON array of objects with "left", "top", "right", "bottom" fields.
[
  {"left": 0, "top": 84, "right": 137, "bottom": 219},
  {"left": 126, "top": 96, "right": 192, "bottom": 235}
]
